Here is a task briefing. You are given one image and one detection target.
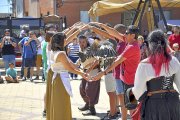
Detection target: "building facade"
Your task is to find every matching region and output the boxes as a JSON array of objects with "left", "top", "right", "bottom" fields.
[
  {"left": 21, "top": 0, "right": 180, "bottom": 32},
  {"left": 58, "top": 0, "right": 180, "bottom": 33},
  {"left": 23, "top": 0, "right": 58, "bottom": 18}
]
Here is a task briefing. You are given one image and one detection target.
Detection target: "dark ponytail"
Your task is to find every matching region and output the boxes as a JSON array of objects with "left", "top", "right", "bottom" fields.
[
  {"left": 51, "top": 32, "right": 66, "bottom": 51},
  {"left": 148, "top": 29, "right": 171, "bottom": 76}
]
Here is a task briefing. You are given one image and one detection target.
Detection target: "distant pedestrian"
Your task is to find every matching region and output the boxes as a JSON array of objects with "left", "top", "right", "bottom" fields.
[
  {"left": 172, "top": 43, "right": 180, "bottom": 62},
  {"left": 168, "top": 26, "right": 180, "bottom": 50},
  {"left": 137, "top": 35, "right": 149, "bottom": 60},
  {"left": 35, "top": 30, "right": 45, "bottom": 80},
  {"left": 20, "top": 31, "right": 40, "bottom": 82},
  {"left": 67, "top": 38, "right": 80, "bottom": 79},
  {"left": 5, "top": 63, "right": 19, "bottom": 83},
  {"left": 0, "top": 29, "right": 17, "bottom": 70}
]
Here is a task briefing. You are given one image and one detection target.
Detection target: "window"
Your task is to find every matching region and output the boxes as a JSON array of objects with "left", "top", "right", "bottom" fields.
[
  {"left": 122, "top": 10, "right": 136, "bottom": 26},
  {"left": 154, "top": 10, "right": 171, "bottom": 23},
  {"left": 80, "top": 11, "right": 98, "bottom": 23}
]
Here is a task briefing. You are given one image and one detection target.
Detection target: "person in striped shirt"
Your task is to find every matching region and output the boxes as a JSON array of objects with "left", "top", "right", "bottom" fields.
[{"left": 67, "top": 38, "right": 80, "bottom": 79}]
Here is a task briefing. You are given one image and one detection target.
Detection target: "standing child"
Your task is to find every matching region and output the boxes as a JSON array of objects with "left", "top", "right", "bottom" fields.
[{"left": 5, "top": 63, "right": 19, "bottom": 83}]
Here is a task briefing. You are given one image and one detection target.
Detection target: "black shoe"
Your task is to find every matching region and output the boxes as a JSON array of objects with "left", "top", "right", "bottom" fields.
[
  {"left": 42, "top": 76, "right": 45, "bottom": 81},
  {"left": 107, "top": 110, "right": 121, "bottom": 115},
  {"left": 78, "top": 104, "right": 89, "bottom": 111},
  {"left": 82, "top": 107, "right": 96, "bottom": 116},
  {"left": 34, "top": 76, "right": 39, "bottom": 80},
  {"left": 30, "top": 77, "right": 33, "bottom": 82},
  {"left": 0, "top": 78, "right": 4, "bottom": 84},
  {"left": 42, "top": 110, "right": 46, "bottom": 117},
  {"left": 107, "top": 114, "right": 117, "bottom": 120},
  {"left": 22, "top": 77, "right": 26, "bottom": 81},
  {"left": 102, "top": 114, "right": 117, "bottom": 120}
]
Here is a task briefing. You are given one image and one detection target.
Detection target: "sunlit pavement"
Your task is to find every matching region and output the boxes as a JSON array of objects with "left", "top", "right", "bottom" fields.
[{"left": 0, "top": 76, "right": 132, "bottom": 120}]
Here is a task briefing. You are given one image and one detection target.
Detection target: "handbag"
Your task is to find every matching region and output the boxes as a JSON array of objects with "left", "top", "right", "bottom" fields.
[{"left": 125, "top": 88, "right": 138, "bottom": 110}]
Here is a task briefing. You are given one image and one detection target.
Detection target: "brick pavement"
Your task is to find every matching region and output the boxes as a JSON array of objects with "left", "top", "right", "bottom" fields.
[{"left": 0, "top": 77, "right": 131, "bottom": 120}]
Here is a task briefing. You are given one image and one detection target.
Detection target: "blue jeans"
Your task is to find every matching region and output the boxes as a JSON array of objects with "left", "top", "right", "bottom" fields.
[
  {"left": 116, "top": 79, "right": 124, "bottom": 95},
  {"left": 2, "top": 55, "right": 15, "bottom": 70}
]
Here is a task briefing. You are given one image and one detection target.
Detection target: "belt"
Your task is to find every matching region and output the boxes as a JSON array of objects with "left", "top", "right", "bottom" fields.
[{"left": 147, "top": 89, "right": 176, "bottom": 96}]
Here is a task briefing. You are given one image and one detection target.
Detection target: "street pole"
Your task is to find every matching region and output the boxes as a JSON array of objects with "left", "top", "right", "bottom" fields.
[{"left": 156, "top": 0, "right": 168, "bottom": 31}]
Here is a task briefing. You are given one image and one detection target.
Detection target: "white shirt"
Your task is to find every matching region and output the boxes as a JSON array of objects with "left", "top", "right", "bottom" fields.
[
  {"left": 51, "top": 51, "right": 73, "bottom": 97},
  {"left": 132, "top": 56, "right": 180, "bottom": 100}
]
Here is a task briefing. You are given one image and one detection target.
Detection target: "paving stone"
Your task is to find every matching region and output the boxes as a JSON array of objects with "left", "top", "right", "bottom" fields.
[{"left": 0, "top": 78, "right": 129, "bottom": 120}]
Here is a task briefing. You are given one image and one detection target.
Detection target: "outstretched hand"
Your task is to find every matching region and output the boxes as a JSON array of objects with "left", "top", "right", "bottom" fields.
[
  {"left": 81, "top": 72, "right": 90, "bottom": 81},
  {"left": 91, "top": 71, "right": 104, "bottom": 81}
]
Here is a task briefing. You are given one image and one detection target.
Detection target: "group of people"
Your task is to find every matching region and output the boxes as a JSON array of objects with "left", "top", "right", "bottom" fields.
[
  {"left": 40, "top": 19, "right": 180, "bottom": 120},
  {"left": 0, "top": 20, "right": 180, "bottom": 120},
  {"left": 0, "top": 27, "right": 46, "bottom": 83}
]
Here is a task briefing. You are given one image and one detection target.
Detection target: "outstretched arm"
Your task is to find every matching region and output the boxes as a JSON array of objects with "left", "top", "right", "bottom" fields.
[
  {"left": 90, "top": 26, "right": 115, "bottom": 40},
  {"left": 92, "top": 55, "right": 126, "bottom": 81},
  {"left": 54, "top": 52, "right": 88, "bottom": 79},
  {"left": 85, "top": 59, "right": 100, "bottom": 73},
  {"left": 64, "top": 25, "right": 89, "bottom": 46},
  {"left": 90, "top": 22, "right": 124, "bottom": 41}
]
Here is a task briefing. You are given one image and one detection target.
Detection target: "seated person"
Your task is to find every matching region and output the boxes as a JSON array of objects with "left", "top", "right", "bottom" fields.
[
  {"left": 0, "top": 72, "right": 4, "bottom": 83},
  {"left": 5, "top": 63, "right": 19, "bottom": 83}
]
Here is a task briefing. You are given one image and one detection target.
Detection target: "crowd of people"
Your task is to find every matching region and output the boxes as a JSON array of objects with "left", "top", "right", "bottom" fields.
[{"left": 0, "top": 21, "right": 180, "bottom": 120}]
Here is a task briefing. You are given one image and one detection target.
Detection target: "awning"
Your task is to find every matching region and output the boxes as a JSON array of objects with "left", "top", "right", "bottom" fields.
[
  {"left": 158, "top": 20, "right": 180, "bottom": 31},
  {"left": 89, "top": 0, "right": 180, "bottom": 20},
  {"left": 166, "top": 20, "right": 180, "bottom": 26}
]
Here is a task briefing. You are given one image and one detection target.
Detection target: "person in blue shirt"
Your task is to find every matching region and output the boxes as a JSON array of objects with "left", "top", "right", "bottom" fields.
[
  {"left": 5, "top": 63, "right": 19, "bottom": 83},
  {"left": 20, "top": 31, "right": 40, "bottom": 82}
]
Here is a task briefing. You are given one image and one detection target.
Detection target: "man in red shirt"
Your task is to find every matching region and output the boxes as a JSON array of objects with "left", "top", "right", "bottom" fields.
[
  {"left": 93, "top": 25, "right": 141, "bottom": 120},
  {"left": 168, "top": 26, "right": 180, "bottom": 50}
]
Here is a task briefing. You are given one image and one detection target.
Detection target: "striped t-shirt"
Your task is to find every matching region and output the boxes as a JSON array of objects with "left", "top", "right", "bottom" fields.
[{"left": 68, "top": 43, "right": 80, "bottom": 58}]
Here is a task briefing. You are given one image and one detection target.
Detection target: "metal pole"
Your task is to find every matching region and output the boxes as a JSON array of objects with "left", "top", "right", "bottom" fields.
[
  {"left": 138, "top": 0, "right": 148, "bottom": 27},
  {"left": 132, "top": 0, "right": 143, "bottom": 25},
  {"left": 156, "top": 0, "right": 168, "bottom": 31},
  {"left": 152, "top": 5, "right": 158, "bottom": 28},
  {"left": 8, "top": 15, "right": 13, "bottom": 36}
]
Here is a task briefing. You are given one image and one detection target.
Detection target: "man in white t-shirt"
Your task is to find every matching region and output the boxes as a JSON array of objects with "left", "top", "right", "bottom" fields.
[{"left": 35, "top": 30, "right": 45, "bottom": 80}]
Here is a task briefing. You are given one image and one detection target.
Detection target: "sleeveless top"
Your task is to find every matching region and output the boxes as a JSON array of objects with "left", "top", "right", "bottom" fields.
[{"left": 51, "top": 51, "right": 73, "bottom": 97}]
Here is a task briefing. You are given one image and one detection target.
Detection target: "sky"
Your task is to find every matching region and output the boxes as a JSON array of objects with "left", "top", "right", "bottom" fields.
[{"left": 0, "top": 0, "right": 12, "bottom": 13}]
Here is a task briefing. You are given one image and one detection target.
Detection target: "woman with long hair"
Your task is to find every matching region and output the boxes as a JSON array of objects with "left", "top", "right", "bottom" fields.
[
  {"left": 49, "top": 32, "right": 87, "bottom": 120},
  {"left": 131, "top": 29, "right": 180, "bottom": 120}
]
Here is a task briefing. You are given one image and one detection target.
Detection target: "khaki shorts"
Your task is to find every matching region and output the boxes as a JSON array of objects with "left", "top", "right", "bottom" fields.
[
  {"left": 36, "top": 55, "right": 42, "bottom": 67},
  {"left": 104, "top": 73, "right": 116, "bottom": 92}
]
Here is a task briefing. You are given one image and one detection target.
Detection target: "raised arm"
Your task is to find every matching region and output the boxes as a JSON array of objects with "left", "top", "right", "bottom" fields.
[
  {"left": 64, "top": 29, "right": 80, "bottom": 47},
  {"left": 91, "top": 22, "right": 124, "bottom": 41},
  {"left": 64, "top": 25, "right": 89, "bottom": 46},
  {"left": 90, "top": 26, "right": 115, "bottom": 40}
]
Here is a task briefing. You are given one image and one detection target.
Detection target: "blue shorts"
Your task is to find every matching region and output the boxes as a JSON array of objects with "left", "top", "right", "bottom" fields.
[
  {"left": 24, "top": 58, "right": 36, "bottom": 67},
  {"left": 116, "top": 79, "right": 124, "bottom": 95}
]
